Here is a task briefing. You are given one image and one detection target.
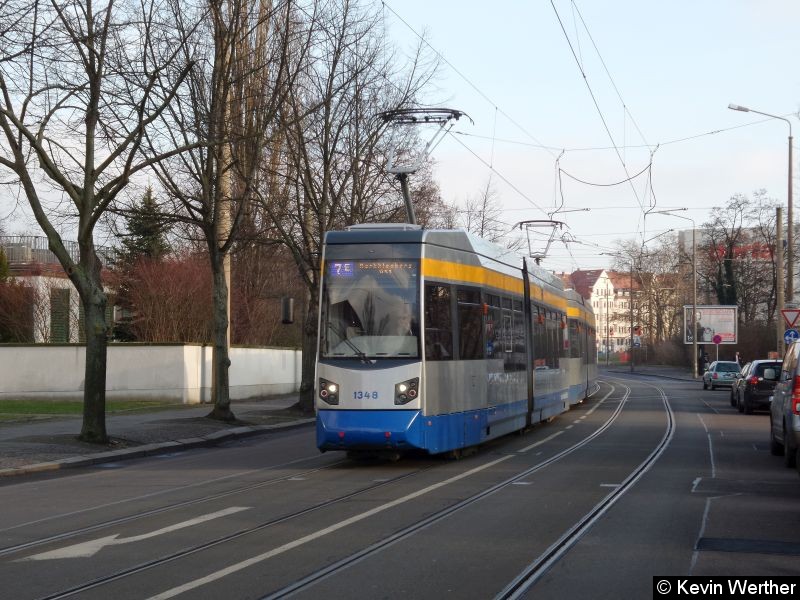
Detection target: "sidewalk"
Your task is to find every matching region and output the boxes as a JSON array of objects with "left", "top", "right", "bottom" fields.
[
  {"left": 601, "top": 364, "right": 697, "bottom": 382},
  {"left": 0, "top": 394, "right": 315, "bottom": 479}
]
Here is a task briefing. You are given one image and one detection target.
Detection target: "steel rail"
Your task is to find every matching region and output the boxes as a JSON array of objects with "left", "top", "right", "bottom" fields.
[
  {"left": 260, "top": 381, "right": 628, "bottom": 599},
  {"left": 495, "top": 377, "right": 675, "bottom": 599}
]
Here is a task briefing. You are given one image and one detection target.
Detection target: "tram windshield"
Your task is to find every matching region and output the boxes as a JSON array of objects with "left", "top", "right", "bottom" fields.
[{"left": 321, "top": 259, "right": 420, "bottom": 359}]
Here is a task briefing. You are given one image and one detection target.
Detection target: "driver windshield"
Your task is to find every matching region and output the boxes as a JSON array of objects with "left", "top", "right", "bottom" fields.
[{"left": 321, "top": 259, "right": 420, "bottom": 358}]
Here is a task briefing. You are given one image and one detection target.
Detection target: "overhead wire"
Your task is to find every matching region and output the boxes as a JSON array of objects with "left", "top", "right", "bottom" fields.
[
  {"left": 381, "top": 1, "right": 558, "bottom": 160},
  {"left": 451, "top": 114, "right": 796, "bottom": 152},
  {"left": 446, "top": 131, "right": 549, "bottom": 215},
  {"left": 570, "top": 1, "right": 649, "bottom": 148},
  {"left": 559, "top": 161, "right": 651, "bottom": 187},
  {"left": 550, "top": 0, "right": 646, "bottom": 215}
]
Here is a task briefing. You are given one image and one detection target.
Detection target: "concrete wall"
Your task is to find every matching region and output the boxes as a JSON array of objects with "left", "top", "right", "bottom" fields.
[{"left": 0, "top": 344, "right": 302, "bottom": 404}]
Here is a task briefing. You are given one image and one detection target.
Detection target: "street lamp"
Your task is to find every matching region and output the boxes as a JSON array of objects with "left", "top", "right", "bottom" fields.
[
  {"left": 650, "top": 209, "right": 698, "bottom": 378},
  {"left": 728, "top": 103, "right": 793, "bottom": 302}
]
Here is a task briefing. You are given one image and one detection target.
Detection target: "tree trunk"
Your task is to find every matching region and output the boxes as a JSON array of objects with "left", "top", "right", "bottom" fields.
[
  {"left": 297, "top": 290, "right": 318, "bottom": 414},
  {"left": 207, "top": 253, "right": 235, "bottom": 422},
  {"left": 77, "top": 266, "right": 109, "bottom": 443}
]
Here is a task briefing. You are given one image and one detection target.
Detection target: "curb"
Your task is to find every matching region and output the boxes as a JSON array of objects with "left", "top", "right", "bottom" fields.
[{"left": 0, "top": 417, "right": 316, "bottom": 479}]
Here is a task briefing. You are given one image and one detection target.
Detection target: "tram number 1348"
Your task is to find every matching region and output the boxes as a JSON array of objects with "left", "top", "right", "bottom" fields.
[{"left": 354, "top": 391, "right": 379, "bottom": 400}]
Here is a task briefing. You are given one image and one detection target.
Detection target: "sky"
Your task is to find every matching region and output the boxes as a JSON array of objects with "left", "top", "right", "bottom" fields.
[
  {"left": 382, "top": 0, "right": 800, "bottom": 273},
  {"left": 1, "top": 1, "right": 799, "bottom": 276}
]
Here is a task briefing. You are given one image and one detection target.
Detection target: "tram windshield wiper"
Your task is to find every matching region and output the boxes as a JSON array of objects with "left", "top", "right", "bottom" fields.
[{"left": 326, "top": 322, "right": 370, "bottom": 364}]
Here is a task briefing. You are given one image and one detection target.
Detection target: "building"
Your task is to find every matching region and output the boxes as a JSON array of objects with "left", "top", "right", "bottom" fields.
[
  {"left": 0, "top": 236, "right": 112, "bottom": 343},
  {"left": 561, "top": 269, "right": 641, "bottom": 356}
]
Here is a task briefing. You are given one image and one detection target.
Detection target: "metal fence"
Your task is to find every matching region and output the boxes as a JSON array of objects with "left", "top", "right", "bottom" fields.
[{"left": 0, "top": 236, "right": 114, "bottom": 267}]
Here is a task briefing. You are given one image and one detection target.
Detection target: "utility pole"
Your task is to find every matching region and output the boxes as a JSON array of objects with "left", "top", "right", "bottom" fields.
[
  {"left": 777, "top": 206, "right": 785, "bottom": 356},
  {"left": 630, "top": 266, "right": 635, "bottom": 372}
]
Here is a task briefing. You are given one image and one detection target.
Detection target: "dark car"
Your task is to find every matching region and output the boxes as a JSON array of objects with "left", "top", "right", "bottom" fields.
[
  {"left": 702, "top": 360, "right": 740, "bottom": 390},
  {"left": 770, "top": 342, "right": 800, "bottom": 471},
  {"left": 730, "top": 359, "right": 781, "bottom": 413}
]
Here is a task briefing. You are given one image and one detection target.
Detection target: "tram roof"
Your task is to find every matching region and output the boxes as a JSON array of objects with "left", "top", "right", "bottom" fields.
[{"left": 326, "top": 224, "right": 566, "bottom": 291}]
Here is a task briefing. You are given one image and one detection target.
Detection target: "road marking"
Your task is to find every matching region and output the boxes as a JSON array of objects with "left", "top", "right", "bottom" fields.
[
  {"left": 599, "top": 483, "right": 620, "bottom": 488},
  {"left": 21, "top": 507, "right": 250, "bottom": 561},
  {"left": 518, "top": 431, "right": 563, "bottom": 453},
  {"left": 145, "top": 456, "right": 514, "bottom": 600}
]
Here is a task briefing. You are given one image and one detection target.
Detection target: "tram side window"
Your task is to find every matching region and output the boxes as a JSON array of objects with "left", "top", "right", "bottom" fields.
[
  {"left": 533, "top": 305, "right": 547, "bottom": 368},
  {"left": 486, "top": 294, "right": 501, "bottom": 358},
  {"left": 558, "top": 313, "right": 569, "bottom": 359},
  {"left": 568, "top": 319, "right": 581, "bottom": 359},
  {"left": 546, "top": 311, "right": 559, "bottom": 368},
  {"left": 511, "top": 303, "right": 526, "bottom": 371},
  {"left": 457, "top": 288, "right": 483, "bottom": 360},
  {"left": 425, "top": 284, "right": 453, "bottom": 360}
]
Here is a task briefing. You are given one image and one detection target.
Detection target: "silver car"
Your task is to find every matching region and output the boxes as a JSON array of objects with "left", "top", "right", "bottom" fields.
[
  {"left": 702, "top": 360, "right": 740, "bottom": 390},
  {"left": 770, "top": 341, "right": 800, "bottom": 472}
]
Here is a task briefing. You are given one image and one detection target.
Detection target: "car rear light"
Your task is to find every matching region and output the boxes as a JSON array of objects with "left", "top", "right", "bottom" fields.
[
  {"left": 749, "top": 376, "right": 760, "bottom": 385},
  {"left": 791, "top": 376, "right": 800, "bottom": 415},
  {"left": 712, "top": 373, "right": 718, "bottom": 379}
]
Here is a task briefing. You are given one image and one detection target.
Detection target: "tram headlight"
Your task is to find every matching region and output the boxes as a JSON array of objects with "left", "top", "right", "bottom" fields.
[
  {"left": 395, "top": 377, "right": 419, "bottom": 405},
  {"left": 319, "top": 378, "right": 339, "bottom": 405}
]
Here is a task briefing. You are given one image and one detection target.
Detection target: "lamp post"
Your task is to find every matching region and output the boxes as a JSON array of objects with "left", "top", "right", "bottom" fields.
[
  {"left": 728, "top": 103, "right": 793, "bottom": 302},
  {"left": 605, "top": 276, "right": 610, "bottom": 366},
  {"left": 651, "top": 209, "right": 698, "bottom": 378}
]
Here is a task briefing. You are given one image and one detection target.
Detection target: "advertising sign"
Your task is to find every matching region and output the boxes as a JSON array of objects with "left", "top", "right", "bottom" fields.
[{"left": 684, "top": 305, "right": 737, "bottom": 344}]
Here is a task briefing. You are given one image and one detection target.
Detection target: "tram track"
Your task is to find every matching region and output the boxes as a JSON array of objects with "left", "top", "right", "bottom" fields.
[
  {"left": 30, "top": 464, "right": 438, "bottom": 600},
  {"left": 18, "top": 380, "right": 633, "bottom": 600},
  {"left": 0, "top": 454, "right": 348, "bottom": 559},
  {"left": 257, "top": 380, "right": 630, "bottom": 599},
  {"left": 495, "top": 377, "right": 675, "bottom": 599}
]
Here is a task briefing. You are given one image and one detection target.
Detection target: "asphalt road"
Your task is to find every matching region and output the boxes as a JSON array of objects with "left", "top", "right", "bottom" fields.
[{"left": 0, "top": 374, "right": 798, "bottom": 600}]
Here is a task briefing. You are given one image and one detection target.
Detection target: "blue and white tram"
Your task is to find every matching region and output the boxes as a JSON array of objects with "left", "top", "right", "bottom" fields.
[{"left": 315, "top": 224, "right": 597, "bottom": 456}]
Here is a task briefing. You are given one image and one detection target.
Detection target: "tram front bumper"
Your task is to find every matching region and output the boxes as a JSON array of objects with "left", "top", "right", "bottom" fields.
[{"left": 316, "top": 409, "right": 423, "bottom": 451}]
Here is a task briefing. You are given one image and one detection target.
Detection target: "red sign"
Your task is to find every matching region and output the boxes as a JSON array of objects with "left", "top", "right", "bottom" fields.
[{"left": 712, "top": 334, "right": 722, "bottom": 345}]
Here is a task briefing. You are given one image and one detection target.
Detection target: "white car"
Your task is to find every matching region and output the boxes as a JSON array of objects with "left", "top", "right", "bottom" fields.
[{"left": 702, "top": 360, "right": 740, "bottom": 390}]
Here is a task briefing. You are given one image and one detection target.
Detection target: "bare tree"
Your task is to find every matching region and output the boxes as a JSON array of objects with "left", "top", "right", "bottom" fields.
[
  {"left": 122, "top": 253, "right": 214, "bottom": 342},
  {"left": 254, "top": 0, "right": 439, "bottom": 411},
  {"left": 700, "top": 194, "right": 749, "bottom": 307},
  {"left": 143, "top": 0, "right": 297, "bottom": 420},
  {"left": 0, "top": 0, "right": 197, "bottom": 441}
]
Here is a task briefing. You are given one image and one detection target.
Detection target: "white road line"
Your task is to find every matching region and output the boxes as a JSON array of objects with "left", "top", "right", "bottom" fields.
[
  {"left": 146, "top": 455, "right": 514, "bottom": 600},
  {"left": 22, "top": 507, "right": 251, "bottom": 561},
  {"left": 518, "top": 431, "right": 563, "bottom": 453}
]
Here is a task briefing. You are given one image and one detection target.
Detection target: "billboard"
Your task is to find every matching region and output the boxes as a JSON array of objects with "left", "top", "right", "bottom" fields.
[{"left": 684, "top": 305, "right": 738, "bottom": 344}]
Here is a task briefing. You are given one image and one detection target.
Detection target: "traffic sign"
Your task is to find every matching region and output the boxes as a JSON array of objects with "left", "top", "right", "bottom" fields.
[
  {"left": 784, "top": 329, "right": 800, "bottom": 346},
  {"left": 712, "top": 334, "right": 722, "bottom": 345},
  {"left": 782, "top": 308, "right": 800, "bottom": 329}
]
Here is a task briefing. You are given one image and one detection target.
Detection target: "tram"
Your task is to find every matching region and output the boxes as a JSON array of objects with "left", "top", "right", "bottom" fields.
[{"left": 315, "top": 223, "right": 597, "bottom": 456}]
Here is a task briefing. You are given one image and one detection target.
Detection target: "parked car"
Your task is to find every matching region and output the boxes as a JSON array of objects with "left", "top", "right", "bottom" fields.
[
  {"left": 770, "top": 342, "right": 800, "bottom": 471},
  {"left": 702, "top": 360, "right": 740, "bottom": 390},
  {"left": 730, "top": 360, "right": 781, "bottom": 413}
]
